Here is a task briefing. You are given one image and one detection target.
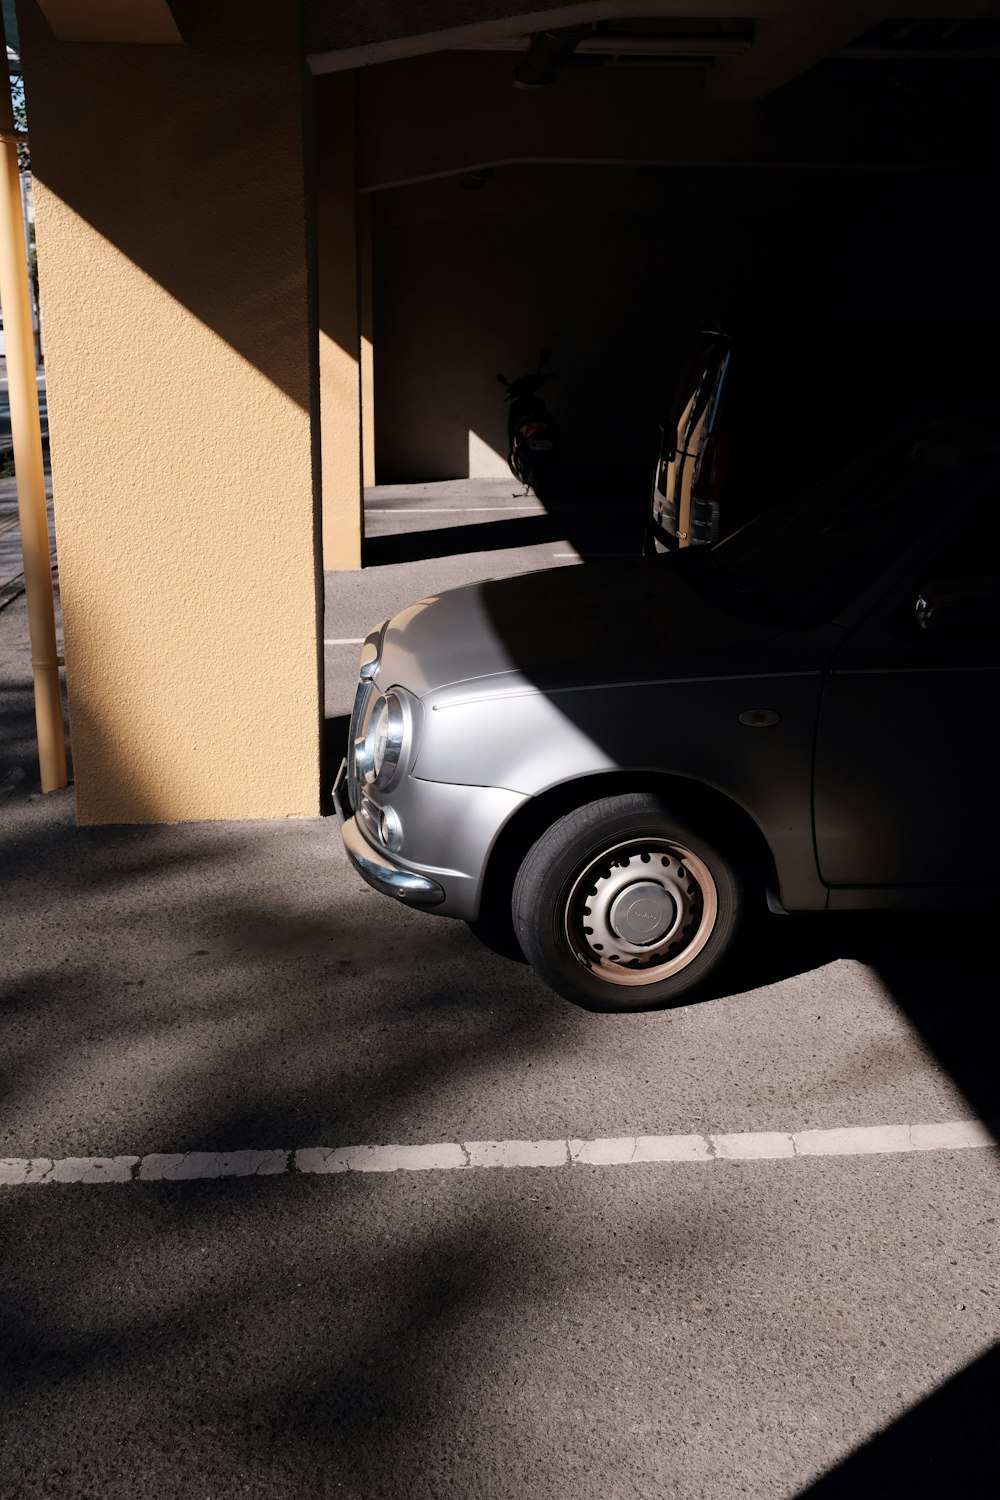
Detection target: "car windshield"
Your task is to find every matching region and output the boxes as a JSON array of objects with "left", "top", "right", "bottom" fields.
[{"left": 697, "top": 409, "right": 1000, "bottom": 624}]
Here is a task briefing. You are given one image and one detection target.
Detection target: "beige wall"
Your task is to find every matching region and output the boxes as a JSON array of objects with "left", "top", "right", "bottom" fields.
[
  {"left": 359, "top": 193, "right": 376, "bottom": 490},
  {"left": 355, "top": 50, "right": 1000, "bottom": 194},
  {"left": 20, "top": 0, "right": 323, "bottom": 823},
  {"left": 317, "top": 74, "right": 364, "bottom": 570},
  {"left": 373, "top": 162, "right": 1000, "bottom": 491}
]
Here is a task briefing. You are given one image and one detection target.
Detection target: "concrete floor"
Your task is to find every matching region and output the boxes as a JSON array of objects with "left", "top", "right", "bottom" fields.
[
  {"left": 324, "top": 478, "right": 646, "bottom": 719},
  {"left": 2, "top": 482, "right": 998, "bottom": 1498}
]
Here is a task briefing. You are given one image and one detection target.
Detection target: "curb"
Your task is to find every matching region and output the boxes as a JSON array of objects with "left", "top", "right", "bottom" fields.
[
  {"left": 0, "top": 571, "right": 26, "bottom": 611},
  {"left": 0, "top": 555, "right": 56, "bottom": 613}
]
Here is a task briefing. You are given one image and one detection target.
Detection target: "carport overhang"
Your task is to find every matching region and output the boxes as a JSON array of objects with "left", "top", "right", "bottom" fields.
[{"left": 305, "top": 0, "right": 1000, "bottom": 101}]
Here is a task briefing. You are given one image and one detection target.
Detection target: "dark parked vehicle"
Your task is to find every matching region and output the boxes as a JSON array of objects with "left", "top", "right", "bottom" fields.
[
  {"left": 646, "top": 321, "right": 1000, "bottom": 557},
  {"left": 649, "top": 324, "right": 733, "bottom": 552},
  {"left": 335, "top": 407, "right": 1000, "bottom": 1011}
]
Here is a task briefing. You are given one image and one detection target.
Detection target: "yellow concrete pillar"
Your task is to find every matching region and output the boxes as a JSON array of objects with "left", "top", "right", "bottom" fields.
[
  {"left": 317, "top": 74, "right": 364, "bottom": 571},
  {"left": 19, "top": 0, "right": 323, "bottom": 822},
  {"left": 359, "top": 193, "right": 376, "bottom": 490}
]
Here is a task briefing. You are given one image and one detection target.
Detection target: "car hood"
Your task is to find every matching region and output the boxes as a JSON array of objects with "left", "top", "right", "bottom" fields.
[{"left": 375, "top": 558, "right": 782, "bottom": 701}]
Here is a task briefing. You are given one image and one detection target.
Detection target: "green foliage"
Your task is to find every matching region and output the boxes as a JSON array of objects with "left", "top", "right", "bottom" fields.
[{"left": 12, "top": 71, "right": 29, "bottom": 171}]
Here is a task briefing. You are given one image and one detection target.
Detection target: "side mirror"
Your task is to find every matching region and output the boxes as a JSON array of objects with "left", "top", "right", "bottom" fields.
[
  {"left": 914, "top": 576, "right": 1000, "bottom": 637},
  {"left": 496, "top": 372, "right": 508, "bottom": 385}
]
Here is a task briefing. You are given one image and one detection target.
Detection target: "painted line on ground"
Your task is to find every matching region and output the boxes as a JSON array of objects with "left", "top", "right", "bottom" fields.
[
  {"left": 1, "top": 1119, "right": 996, "bottom": 1188},
  {"left": 366, "top": 503, "right": 630, "bottom": 515},
  {"left": 324, "top": 638, "right": 364, "bottom": 645},
  {"left": 368, "top": 505, "right": 541, "bottom": 514}
]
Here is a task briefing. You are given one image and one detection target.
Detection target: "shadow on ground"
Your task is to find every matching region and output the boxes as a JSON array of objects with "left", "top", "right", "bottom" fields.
[
  {"left": 799, "top": 1342, "right": 1000, "bottom": 1497},
  {"left": 363, "top": 484, "right": 647, "bottom": 569},
  {"left": 3, "top": 782, "right": 1000, "bottom": 1494},
  {"left": 5, "top": 598, "right": 1000, "bottom": 1494}
]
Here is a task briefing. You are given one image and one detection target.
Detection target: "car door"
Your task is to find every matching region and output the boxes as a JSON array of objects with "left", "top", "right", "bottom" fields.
[{"left": 814, "top": 496, "right": 1000, "bottom": 889}]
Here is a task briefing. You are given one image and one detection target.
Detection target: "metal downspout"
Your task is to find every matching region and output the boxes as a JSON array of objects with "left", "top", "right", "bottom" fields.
[{"left": 0, "top": 12, "right": 68, "bottom": 793}]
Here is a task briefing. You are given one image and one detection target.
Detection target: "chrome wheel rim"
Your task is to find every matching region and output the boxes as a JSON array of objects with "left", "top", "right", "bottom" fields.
[{"left": 564, "top": 838, "right": 718, "bottom": 988}]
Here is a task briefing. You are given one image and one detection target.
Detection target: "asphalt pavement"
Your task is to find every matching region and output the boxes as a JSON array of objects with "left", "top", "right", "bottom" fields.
[
  {"left": 2, "top": 480, "right": 999, "bottom": 1498},
  {"left": 324, "top": 478, "right": 646, "bottom": 719}
]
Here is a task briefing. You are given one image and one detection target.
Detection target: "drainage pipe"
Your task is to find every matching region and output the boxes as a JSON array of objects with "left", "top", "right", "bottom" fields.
[{"left": 0, "top": 13, "right": 68, "bottom": 793}]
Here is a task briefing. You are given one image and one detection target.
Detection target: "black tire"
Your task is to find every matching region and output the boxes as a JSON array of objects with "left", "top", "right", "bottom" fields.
[
  {"left": 528, "top": 448, "right": 560, "bottom": 501},
  {"left": 512, "top": 792, "right": 743, "bottom": 1011},
  {"left": 509, "top": 438, "right": 531, "bottom": 486}
]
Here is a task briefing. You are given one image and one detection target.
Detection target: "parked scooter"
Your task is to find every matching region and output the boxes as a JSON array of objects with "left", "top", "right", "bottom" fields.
[{"left": 496, "top": 349, "right": 559, "bottom": 489}]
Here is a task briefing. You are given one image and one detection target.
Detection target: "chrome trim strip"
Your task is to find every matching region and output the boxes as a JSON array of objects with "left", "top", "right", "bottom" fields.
[
  {"left": 331, "top": 757, "right": 349, "bottom": 827},
  {"left": 348, "top": 678, "right": 375, "bottom": 808},
  {"left": 359, "top": 620, "right": 387, "bottom": 680},
  {"left": 341, "top": 816, "right": 446, "bottom": 908}
]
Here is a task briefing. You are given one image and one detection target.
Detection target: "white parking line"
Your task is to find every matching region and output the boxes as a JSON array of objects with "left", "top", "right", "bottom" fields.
[
  {"left": 323, "top": 638, "right": 363, "bottom": 645},
  {"left": 369, "top": 506, "right": 540, "bottom": 514},
  {"left": 1, "top": 1118, "right": 995, "bottom": 1188}
]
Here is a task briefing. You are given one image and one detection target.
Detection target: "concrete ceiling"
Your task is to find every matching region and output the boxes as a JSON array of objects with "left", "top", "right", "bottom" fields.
[
  {"left": 307, "top": 2, "right": 1000, "bottom": 103},
  {"left": 17, "top": 1, "right": 1000, "bottom": 106}
]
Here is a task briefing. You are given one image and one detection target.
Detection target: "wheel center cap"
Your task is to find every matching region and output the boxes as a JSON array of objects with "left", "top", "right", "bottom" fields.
[{"left": 609, "top": 881, "right": 677, "bottom": 946}]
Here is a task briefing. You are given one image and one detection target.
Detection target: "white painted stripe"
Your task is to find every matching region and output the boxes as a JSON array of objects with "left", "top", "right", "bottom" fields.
[
  {"left": 713, "top": 1131, "right": 795, "bottom": 1161},
  {"left": 794, "top": 1124, "right": 914, "bottom": 1157},
  {"left": 1, "top": 1118, "right": 996, "bottom": 1189},
  {"left": 0, "top": 1157, "right": 141, "bottom": 1186},
  {"left": 323, "top": 637, "right": 364, "bottom": 645},
  {"left": 368, "top": 505, "right": 540, "bottom": 514},
  {"left": 568, "top": 1134, "right": 713, "bottom": 1165},
  {"left": 297, "top": 1142, "right": 468, "bottom": 1174},
  {"left": 909, "top": 1120, "right": 994, "bottom": 1150},
  {"left": 138, "top": 1150, "right": 288, "bottom": 1181},
  {"left": 467, "top": 1138, "right": 569, "bottom": 1169}
]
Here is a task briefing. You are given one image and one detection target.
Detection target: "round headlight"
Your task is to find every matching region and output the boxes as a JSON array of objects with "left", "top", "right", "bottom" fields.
[
  {"left": 365, "top": 691, "right": 405, "bottom": 786},
  {"left": 372, "top": 698, "right": 390, "bottom": 778}
]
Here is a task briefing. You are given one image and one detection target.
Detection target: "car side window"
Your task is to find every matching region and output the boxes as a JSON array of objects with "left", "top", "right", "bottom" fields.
[{"left": 908, "top": 497, "right": 1000, "bottom": 642}]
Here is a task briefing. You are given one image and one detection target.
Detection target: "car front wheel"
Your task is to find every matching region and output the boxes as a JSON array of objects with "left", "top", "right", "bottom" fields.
[{"left": 512, "top": 792, "right": 743, "bottom": 1011}]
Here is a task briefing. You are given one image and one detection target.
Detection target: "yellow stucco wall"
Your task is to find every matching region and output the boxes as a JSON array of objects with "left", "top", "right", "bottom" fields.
[
  {"left": 359, "top": 193, "right": 376, "bottom": 490},
  {"left": 20, "top": 0, "right": 323, "bottom": 822},
  {"left": 317, "top": 74, "right": 364, "bottom": 571}
]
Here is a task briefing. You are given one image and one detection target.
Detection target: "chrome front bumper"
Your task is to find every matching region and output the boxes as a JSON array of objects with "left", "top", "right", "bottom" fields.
[{"left": 333, "top": 758, "right": 445, "bottom": 909}]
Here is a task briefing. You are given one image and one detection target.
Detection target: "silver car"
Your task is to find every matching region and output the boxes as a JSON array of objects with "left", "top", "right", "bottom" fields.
[{"left": 335, "top": 410, "right": 1000, "bottom": 1010}]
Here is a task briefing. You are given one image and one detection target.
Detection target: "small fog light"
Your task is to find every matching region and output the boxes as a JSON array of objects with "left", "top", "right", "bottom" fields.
[{"left": 379, "top": 807, "right": 403, "bottom": 852}]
